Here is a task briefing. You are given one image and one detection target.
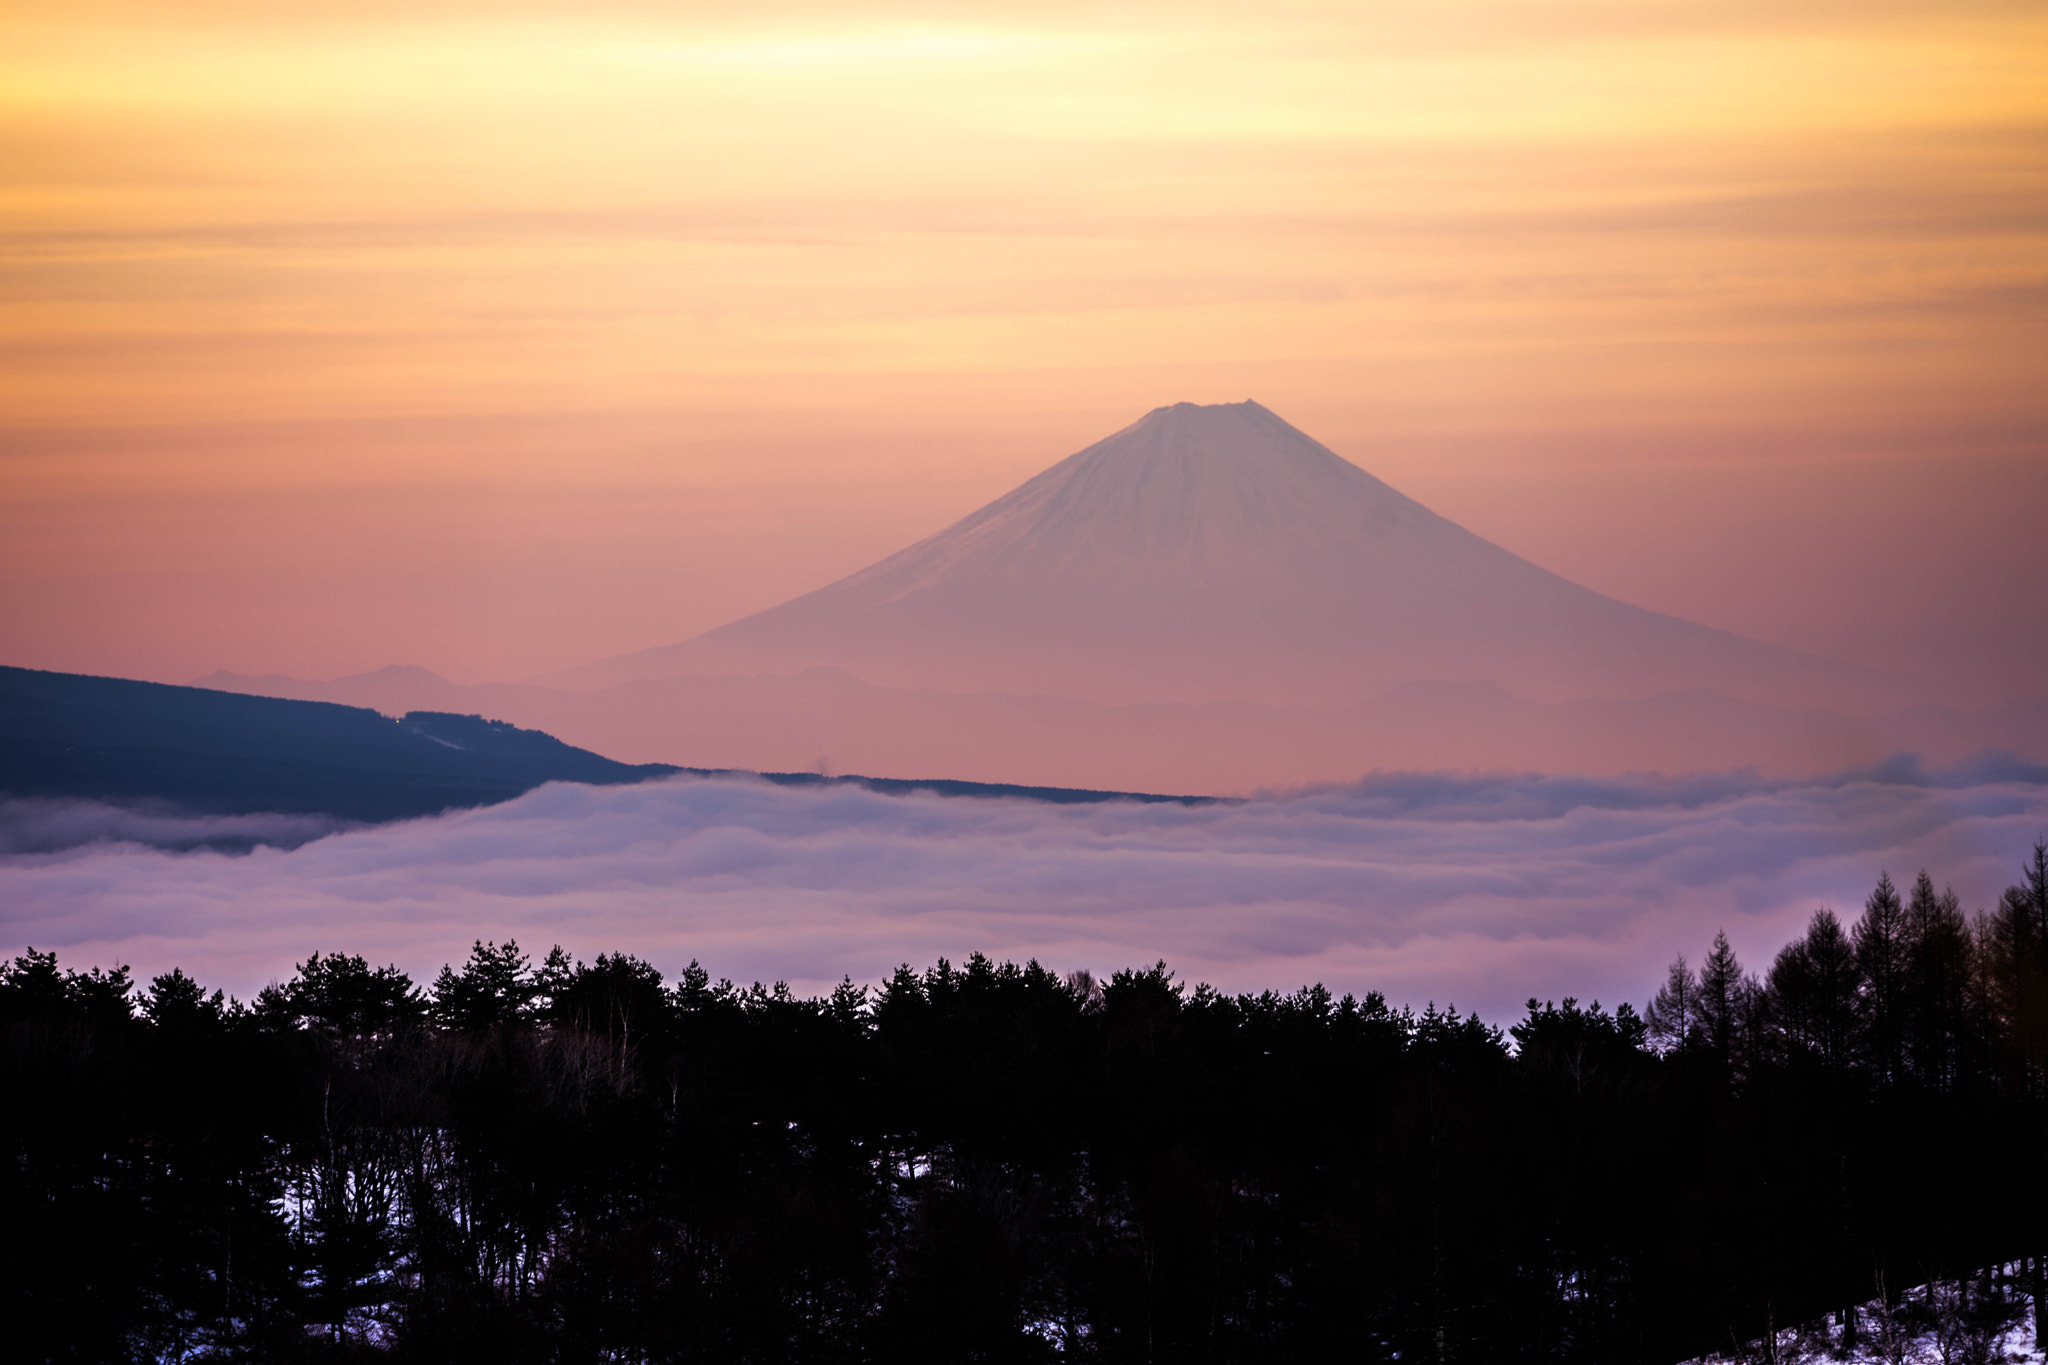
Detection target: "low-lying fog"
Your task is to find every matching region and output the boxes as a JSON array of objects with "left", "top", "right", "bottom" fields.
[{"left": 6, "top": 757, "right": 2044, "bottom": 1022}]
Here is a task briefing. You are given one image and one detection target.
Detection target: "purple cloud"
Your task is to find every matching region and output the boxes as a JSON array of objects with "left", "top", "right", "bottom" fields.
[
  {"left": 4, "top": 762, "right": 2043, "bottom": 1021},
  {"left": 0, "top": 798, "right": 352, "bottom": 856}
]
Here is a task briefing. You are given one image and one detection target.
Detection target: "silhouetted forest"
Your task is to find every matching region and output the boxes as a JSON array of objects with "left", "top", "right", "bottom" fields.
[{"left": 6, "top": 845, "right": 2047, "bottom": 1363}]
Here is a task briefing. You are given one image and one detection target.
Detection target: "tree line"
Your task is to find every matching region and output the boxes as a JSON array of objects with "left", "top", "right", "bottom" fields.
[{"left": 4, "top": 843, "right": 2047, "bottom": 1363}]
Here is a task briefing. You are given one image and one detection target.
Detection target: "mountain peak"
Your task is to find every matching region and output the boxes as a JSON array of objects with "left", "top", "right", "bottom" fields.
[
  {"left": 1122, "top": 398, "right": 1311, "bottom": 445},
  {"left": 946, "top": 397, "right": 1436, "bottom": 579},
  {"left": 1141, "top": 398, "right": 1267, "bottom": 417}
]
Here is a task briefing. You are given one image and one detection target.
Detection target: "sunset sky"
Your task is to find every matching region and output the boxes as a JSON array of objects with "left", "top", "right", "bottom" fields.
[{"left": 5, "top": 0, "right": 2045, "bottom": 700}]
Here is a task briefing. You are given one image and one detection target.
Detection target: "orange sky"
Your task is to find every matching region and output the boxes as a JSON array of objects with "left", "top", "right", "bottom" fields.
[{"left": 4, "top": 0, "right": 2045, "bottom": 700}]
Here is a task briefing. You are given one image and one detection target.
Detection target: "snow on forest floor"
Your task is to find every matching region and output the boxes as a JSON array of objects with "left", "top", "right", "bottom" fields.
[{"left": 1683, "top": 1262, "right": 2044, "bottom": 1364}]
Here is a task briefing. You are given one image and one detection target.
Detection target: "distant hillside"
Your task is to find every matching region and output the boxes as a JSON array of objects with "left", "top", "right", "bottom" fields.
[
  {"left": 0, "top": 665, "right": 678, "bottom": 823},
  {"left": 1, "top": 667, "right": 1211, "bottom": 843}
]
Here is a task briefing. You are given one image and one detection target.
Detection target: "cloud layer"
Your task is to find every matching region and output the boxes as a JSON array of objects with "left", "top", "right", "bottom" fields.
[
  {"left": 5, "top": 762, "right": 2044, "bottom": 1021},
  {"left": 0, "top": 798, "right": 353, "bottom": 857}
]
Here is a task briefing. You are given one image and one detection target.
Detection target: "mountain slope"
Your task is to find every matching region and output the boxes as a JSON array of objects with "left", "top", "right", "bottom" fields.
[
  {"left": 555, "top": 401, "right": 1914, "bottom": 712},
  {"left": 0, "top": 665, "right": 677, "bottom": 823}
]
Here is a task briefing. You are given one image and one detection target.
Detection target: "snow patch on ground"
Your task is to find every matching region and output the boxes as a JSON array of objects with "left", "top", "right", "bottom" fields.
[{"left": 1684, "top": 1262, "right": 2044, "bottom": 1364}]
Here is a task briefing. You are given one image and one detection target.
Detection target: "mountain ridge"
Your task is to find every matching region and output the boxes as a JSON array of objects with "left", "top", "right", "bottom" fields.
[
  {"left": 0, "top": 665, "right": 676, "bottom": 826},
  {"left": 0, "top": 666, "right": 1213, "bottom": 853}
]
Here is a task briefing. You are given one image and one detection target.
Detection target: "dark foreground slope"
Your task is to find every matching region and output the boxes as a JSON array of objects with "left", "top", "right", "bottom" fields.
[{"left": 0, "top": 665, "right": 679, "bottom": 822}]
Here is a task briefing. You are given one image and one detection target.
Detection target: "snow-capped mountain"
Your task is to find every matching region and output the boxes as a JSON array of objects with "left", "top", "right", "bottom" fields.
[{"left": 553, "top": 401, "right": 1911, "bottom": 712}]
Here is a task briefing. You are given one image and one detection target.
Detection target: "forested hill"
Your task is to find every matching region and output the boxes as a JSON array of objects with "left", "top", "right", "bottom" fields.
[
  {"left": 0, "top": 665, "right": 680, "bottom": 822},
  {"left": 0, "top": 666, "right": 1211, "bottom": 836},
  {"left": 6, "top": 848, "right": 2046, "bottom": 1362}
]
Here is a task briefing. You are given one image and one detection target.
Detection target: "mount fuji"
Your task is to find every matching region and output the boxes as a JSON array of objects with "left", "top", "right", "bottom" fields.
[{"left": 554, "top": 401, "right": 1911, "bottom": 713}]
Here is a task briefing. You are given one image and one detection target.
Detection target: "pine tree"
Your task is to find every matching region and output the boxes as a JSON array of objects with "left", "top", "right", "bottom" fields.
[
  {"left": 430, "top": 938, "right": 538, "bottom": 1029},
  {"left": 1802, "top": 908, "right": 1859, "bottom": 1074},
  {"left": 2028, "top": 840, "right": 2048, "bottom": 943},
  {"left": 1696, "top": 930, "right": 1749, "bottom": 1077},
  {"left": 1855, "top": 873, "right": 1909, "bottom": 1087},
  {"left": 258, "top": 951, "right": 423, "bottom": 1038},
  {"left": 140, "top": 967, "right": 226, "bottom": 1033},
  {"left": 1646, "top": 953, "right": 1699, "bottom": 1055},
  {"left": 1902, "top": 872, "right": 1973, "bottom": 1092},
  {"left": 2026, "top": 842, "right": 2048, "bottom": 1082}
]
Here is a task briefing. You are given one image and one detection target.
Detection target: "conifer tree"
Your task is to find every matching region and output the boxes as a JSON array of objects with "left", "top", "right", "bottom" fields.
[
  {"left": 259, "top": 951, "right": 423, "bottom": 1037},
  {"left": 1696, "top": 930, "right": 1749, "bottom": 1076},
  {"left": 429, "top": 937, "right": 538, "bottom": 1029},
  {"left": 1645, "top": 953, "right": 1699, "bottom": 1055},
  {"left": 1768, "top": 908, "right": 1860, "bottom": 1074},
  {"left": 1902, "top": 872, "right": 1973, "bottom": 1092},
  {"left": 140, "top": 967, "right": 227, "bottom": 1033},
  {"left": 1855, "top": 873, "right": 1910, "bottom": 1086}
]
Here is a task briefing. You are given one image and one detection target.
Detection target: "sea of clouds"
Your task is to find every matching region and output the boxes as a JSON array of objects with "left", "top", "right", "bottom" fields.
[{"left": 4, "top": 757, "right": 2045, "bottom": 1022}]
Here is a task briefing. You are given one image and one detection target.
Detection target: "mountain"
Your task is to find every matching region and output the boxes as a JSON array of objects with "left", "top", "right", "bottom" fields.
[
  {"left": 0, "top": 665, "right": 677, "bottom": 824},
  {"left": 188, "top": 664, "right": 478, "bottom": 717},
  {"left": 0, "top": 667, "right": 1211, "bottom": 851},
  {"left": 184, "top": 402, "right": 1988, "bottom": 792},
  {"left": 551, "top": 401, "right": 1916, "bottom": 713}
]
